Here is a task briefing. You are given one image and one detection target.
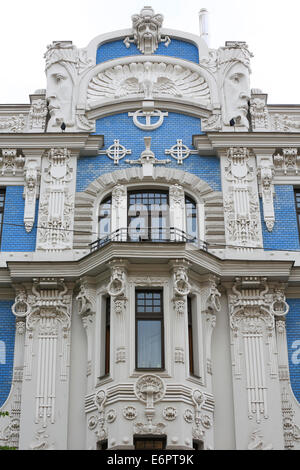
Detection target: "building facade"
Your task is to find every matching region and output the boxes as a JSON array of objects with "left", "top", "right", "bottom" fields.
[{"left": 0, "top": 6, "right": 300, "bottom": 450}]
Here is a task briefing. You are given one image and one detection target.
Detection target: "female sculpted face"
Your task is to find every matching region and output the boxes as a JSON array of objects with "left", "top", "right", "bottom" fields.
[
  {"left": 46, "top": 63, "right": 73, "bottom": 130},
  {"left": 223, "top": 62, "right": 251, "bottom": 128}
]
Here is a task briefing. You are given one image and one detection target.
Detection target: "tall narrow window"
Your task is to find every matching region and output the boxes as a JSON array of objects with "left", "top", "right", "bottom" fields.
[
  {"left": 0, "top": 189, "right": 6, "bottom": 246},
  {"left": 295, "top": 189, "right": 300, "bottom": 239},
  {"left": 188, "top": 296, "right": 194, "bottom": 375},
  {"left": 136, "top": 290, "right": 164, "bottom": 369},
  {"left": 185, "top": 195, "right": 197, "bottom": 240},
  {"left": 98, "top": 196, "right": 111, "bottom": 239},
  {"left": 105, "top": 297, "right": 110, "bottom": 375}
]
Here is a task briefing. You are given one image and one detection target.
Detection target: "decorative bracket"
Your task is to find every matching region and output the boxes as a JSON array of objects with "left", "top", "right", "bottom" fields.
[{"left": 257, "top": 156, "right": 275, "bottom": 232}]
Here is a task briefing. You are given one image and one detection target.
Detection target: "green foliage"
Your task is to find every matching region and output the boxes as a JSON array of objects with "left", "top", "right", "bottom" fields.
[{"left": 0, "top": 411, "right": 17, "bottom": 449}]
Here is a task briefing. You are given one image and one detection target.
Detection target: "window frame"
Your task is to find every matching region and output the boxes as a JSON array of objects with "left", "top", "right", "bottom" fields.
[
  {"left": 134, "top": 436, "right": 166, "bottom": 450},
  {"left": 135, "top": 289, "right": 165, "bottom": 371},
  {"left": 98, "top": 195, "right": 112, "bottom": 239}
]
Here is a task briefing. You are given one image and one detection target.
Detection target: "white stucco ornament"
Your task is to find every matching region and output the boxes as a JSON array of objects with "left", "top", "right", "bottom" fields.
[{"left": 124, "top": 6, "right": 170, "bottom": 54}]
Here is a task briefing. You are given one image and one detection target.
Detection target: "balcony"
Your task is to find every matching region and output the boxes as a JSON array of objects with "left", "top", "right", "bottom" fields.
[{"left": 90, "top": 227, "right": 207, "bottom": 253}]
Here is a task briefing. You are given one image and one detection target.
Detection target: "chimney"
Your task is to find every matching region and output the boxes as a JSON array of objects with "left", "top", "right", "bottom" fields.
[{"left": 199, "top": 8, "right": 209, "bottom": 47}]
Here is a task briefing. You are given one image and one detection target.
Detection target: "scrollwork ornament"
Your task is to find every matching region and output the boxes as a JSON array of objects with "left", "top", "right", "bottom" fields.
[
  {"left": 106, "top": 409, "right": 117, "bottom": 423},
  {"left": 88, "top": 415, "right": 97, "bottom": 430},
  {"left": 134, "top": 374, "right": 166, "bottom": 404},
  {"left": 163, "top": 407, "right": 177, "bottom": 421},
  {"left": 184, "top": 409, "right": 194, "bottom": 424}
]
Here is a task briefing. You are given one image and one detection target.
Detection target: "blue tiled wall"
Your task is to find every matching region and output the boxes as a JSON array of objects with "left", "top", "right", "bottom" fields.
[
  {"left": 0, "top": 300, "right": 15, "bottom": 408},
  {"left": 77, "top": 112, "right": 221, "bottom": 192},
  {"left": 286, "top": 299, "right": 300, "bottom": 403},
  {"left": 1, "top": 186, "right": 38, "bottom": 252},
  {"left": 96, "top": 39, "right": 199, "bottom": 64},
  {"left": 261, "top": 185, "right": 300, "bottom": 251}
]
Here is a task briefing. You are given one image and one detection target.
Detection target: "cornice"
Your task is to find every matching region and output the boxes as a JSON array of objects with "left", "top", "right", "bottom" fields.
[
  {"left": 193, "top": 132, "right": 300, "bottom": 154},
  {"left": 5, "top": 243, "right": 293, "bottom": 283},
  {"left": 0, "top": 133, "right": 104, "bottom": 155}
]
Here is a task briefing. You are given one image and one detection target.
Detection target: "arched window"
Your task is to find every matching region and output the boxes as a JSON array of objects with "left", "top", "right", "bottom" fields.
[
  {"left": 128, "top": 190, "right": 169, "bottom": 241},
  {"left": 98, "top": 195, "right": 111, "bottom": 239},
  {"left": 185, "top": 195, "right": 198, "bottom": 240}
]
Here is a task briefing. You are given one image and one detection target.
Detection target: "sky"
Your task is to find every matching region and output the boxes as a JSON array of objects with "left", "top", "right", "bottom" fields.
[{"left": 0, "top": 0, "right": 299, "bottom": 104}]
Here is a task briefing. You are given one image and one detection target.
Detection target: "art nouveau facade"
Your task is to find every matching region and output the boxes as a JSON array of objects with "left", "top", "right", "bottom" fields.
[{"left": 0, "top": 7, "right": 300, "bottom": 450}]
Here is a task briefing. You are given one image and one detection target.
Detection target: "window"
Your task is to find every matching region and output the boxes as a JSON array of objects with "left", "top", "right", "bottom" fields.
[
  {"left": 295, "top": 189, "right": 300, "bottom": 238},
  {"left": 134, "top": 437, "right": 166, "bottom": 450},
  {"left": 136, "top": 290, "right": 164, "bottom": 369},
  {"left": 188, "top": 296, "right": 194, "bottom": 376},
  {"left": 193, "top": 440, "right": 203, "bottom": 450},
  {"left": 185, "top": 195, "right": 197, "bottom": 240},
  {"left": 105, "top": 297, "right": 110, "bottom": 375},
  {"left": 97, "top": 440, "right": 108, "bottom": 450},
  {"left": 0, "top": 189, "right": 5, "bottom": 245},
  {"left": 128, "top": 190, "right": 169, "bottom": 241},
  {"left": 98, "top": 196, "right": 111, "bottom": 238}
]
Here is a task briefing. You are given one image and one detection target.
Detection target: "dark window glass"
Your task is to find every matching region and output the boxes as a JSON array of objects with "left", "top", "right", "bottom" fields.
[
  {"left": 134, "top": 437, "right": 166, "bottom": 450},
  {"left": 136, "top": 290, "right": 164, "bottom": 369},
  {"left": 105, "top": 297, "right": 110, "bottom": 375},
  {"left": 128, "top": 191, "right": 169, "bottom": 241},
  {"left": 188, "top": 296, "right": 194, "bottom": 375},
  {"left": 0, "top": 189, "right": 6, "bottom": 247},
  {"left": 295, "top": 190, "right": 300, "bottom": 237},
  {"left": 97, "top": 440, "right": 108, "bottom": 450},
  {"left": 99, "top": 196, "right": 111, "bottom": 238},
  {"left": 193, "top": 440, "right": 203, "bottom": 450},
  {"left": 185, "top": 195, "right": 197, "bottom": 240}
]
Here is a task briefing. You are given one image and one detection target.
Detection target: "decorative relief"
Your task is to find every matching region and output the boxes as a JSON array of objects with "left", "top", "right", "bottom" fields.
[
  {"left": 20, "top": 278, "right": 72, "bottom": 428},
  {"left": 163, "top": 407, "right": 177, "bottom": 421},
  {"left": 183, "top": 409, "right": 194, "bottom": 424},
  {"left": 229, "top": 277, "right": 289, "bottom": 424},
  {"left": 29, "top": 428, "right": 55, "bottom": 450},
  {"left": 128, "top": 109, "right": 168, "bottom": 131},
  {"left": 223, "top": 147, "right": 262, "bottom": 249},
  {"left": 37, "top": 148, "right": 74, "bottom": 252},
  {"left": 123, "top": 406, "right": 137, "bottom": 420},
  {"left": 247, "top": 429, "right": 273, "bottom": 450},
  {"left": 76, "top": 278, "right": 96, "bottom": 317},
  {"left": 106, "top": 409, "right": 117, "bottom": 424},
  {"left": 126, "top": 137, "right": 170, "bottom": 177},
  {"left": 173, "top": 261, "right": 191, "bottom": 297},
  {"left": 165, "top": 140, "right": 198, "bottom": 165},
  {"left": 92, "top": 389, "right": 107, "bottom": 441},
  {"left": 273, "top": 148, "right": 300, "bottom": 175},
  {"left": 23, "top": 161, "right": 40, "bottom": 233},
  {"left": 257, "top": 158, "right": 275, "bottom": 232},
  {"left": 124, "top": 6, "right": 170, "bottom": 55},
  {"left": 0, "top": 114, "right": 25, "bottom": 133},
  {"left": 281, "top": 387, "right": 300, "bottom": 449},
  {"left": 0, "top": 149, "right": 25, "bottom": 175},
  {"left": 134, "top": 374, "right": 166, "bottom": 435},
  {"left": 271, "top": 113, "right": 300, "bottom": 132},
  {"left": 191, "top": 389, "right": 208, "bottom": 441},
  {"left": 98, "top": 139, "right": 131, "bottom": 165},
  {"left": 28, "top": 98, "right": 48, "bottom": 131},
  {"left": 250, "top": 97, "right": 269, "bottom": 130},
  {"left": 87, "top": 61, "right": 210, "bottom": 107}
]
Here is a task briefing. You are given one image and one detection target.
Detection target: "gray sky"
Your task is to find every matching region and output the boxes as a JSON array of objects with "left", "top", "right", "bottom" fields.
[{"left": 0, "top": 0, "right": 299, "bottom": 104}]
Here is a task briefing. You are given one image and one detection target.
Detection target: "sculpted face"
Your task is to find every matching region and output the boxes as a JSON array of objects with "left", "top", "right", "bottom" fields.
[
  {"left": 223, "top": 62, "right": 251, "bottom": 128},
  {"left": 46, "top": 63, "right": 73, "bottom": 130}
]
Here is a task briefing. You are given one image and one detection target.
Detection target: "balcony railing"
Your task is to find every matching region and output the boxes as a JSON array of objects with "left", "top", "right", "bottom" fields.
[{"left": 90, "top": 227, "right": 207, "bottom": 253}]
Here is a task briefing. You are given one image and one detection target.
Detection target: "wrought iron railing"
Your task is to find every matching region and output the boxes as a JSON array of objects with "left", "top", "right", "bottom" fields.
[{"left": 90, "top": 227, "right": 207, "bottom": 253}]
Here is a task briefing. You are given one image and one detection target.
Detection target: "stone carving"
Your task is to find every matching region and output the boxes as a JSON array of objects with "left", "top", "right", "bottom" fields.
[
  {"left": 201, "top": 112, "right": 222, "bottom": 131},
  {"left": 271, "top": 113, "right": 300, "bottom": 132},
  {"left": 23, "top": 161, "right": 40, "bottom": 233},
  {"left": 76, "top": 278, "right": 96, "bottom": 317},
  {"left": 87, "top": 61, "right": 210, "bottom": 106},
  {"left": 224, "top": 147, "right": 262, "bottom": 249},
  {"left": 229, "top": 277, "right": 289, "bottom": 423},
  {"left": 28, "top": 98, "right": 48, "bottom": 131},
  {"left": 281, "top": 387, "right": 300, "bottom": 449},
  {"left": 45, "top": 41, "right": 93, "bottom": 131},
  {"left": 250, "top": 97, "right": 269, "bottom": 130},
  {"left": 165, "top": 139, "right": 198, "bottom": 165},
  {"left": 128, "top": 109, "right": 168, "bottom": 131},
  {"left": 273, "top": 148, "right": 300, "bottom": 175},
  {"left": 218, "top": 43, "right": 252, "bottom": 130},
  {"left": 174, "top": 347, "right": 185, "bottom": 363},
  {"left": 126, "top": 136, "right": 170, "bottom": 177},
  {"left": 247, "top": 429, "right": 273, "bottom": 450},
  {"left": 12, "top": 286, "right": 31, "bottom": 318},
  {"left": 123, "top": 406, "right": 137, "bottom": 420},
  {"left": 191, "top": 389, "right": 208, "bottom": 441},
  {"left": 29, "top": 428, "right": 55, "bottom": 450},
  {"left": 257, "top": 158, "right": 275, "bottom": 232},
  {"left": 37, "top": 148, "right": 74, "bottom": 251},
  {"left": 173, "top": 263, "right": 191, "bottom": 297},
  {"left": 0, "top": 114, "right": 25, "bottom": 133},
  {"left": 98, "top": 139, "right": 131, "bottom": 165},
  {"left": 23, "top": 278, "right": 72, "bottom": 427},
  {"left": 0, "top": 149, "right": 25, "bottom": 175},
  {"left": 163, "top": 407, "right": 177, "bottom": 421},
  {"left": 92, "top": 389, "right": 107, "bottom": 441},
  {"left": 124, "top": 6, "right": 170, "bottom": 54},
  {"left": 107, "top": 264, "right": 126, "bottom": 298},
  {"left": 134, "top": 374, "right": 166, "bottom": 438},
  {"left": 106, "top": 409, "right": 117, "bottom": 424},
  {"left": 184, "top": 409, "right": 194, "bottom": 423}
]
